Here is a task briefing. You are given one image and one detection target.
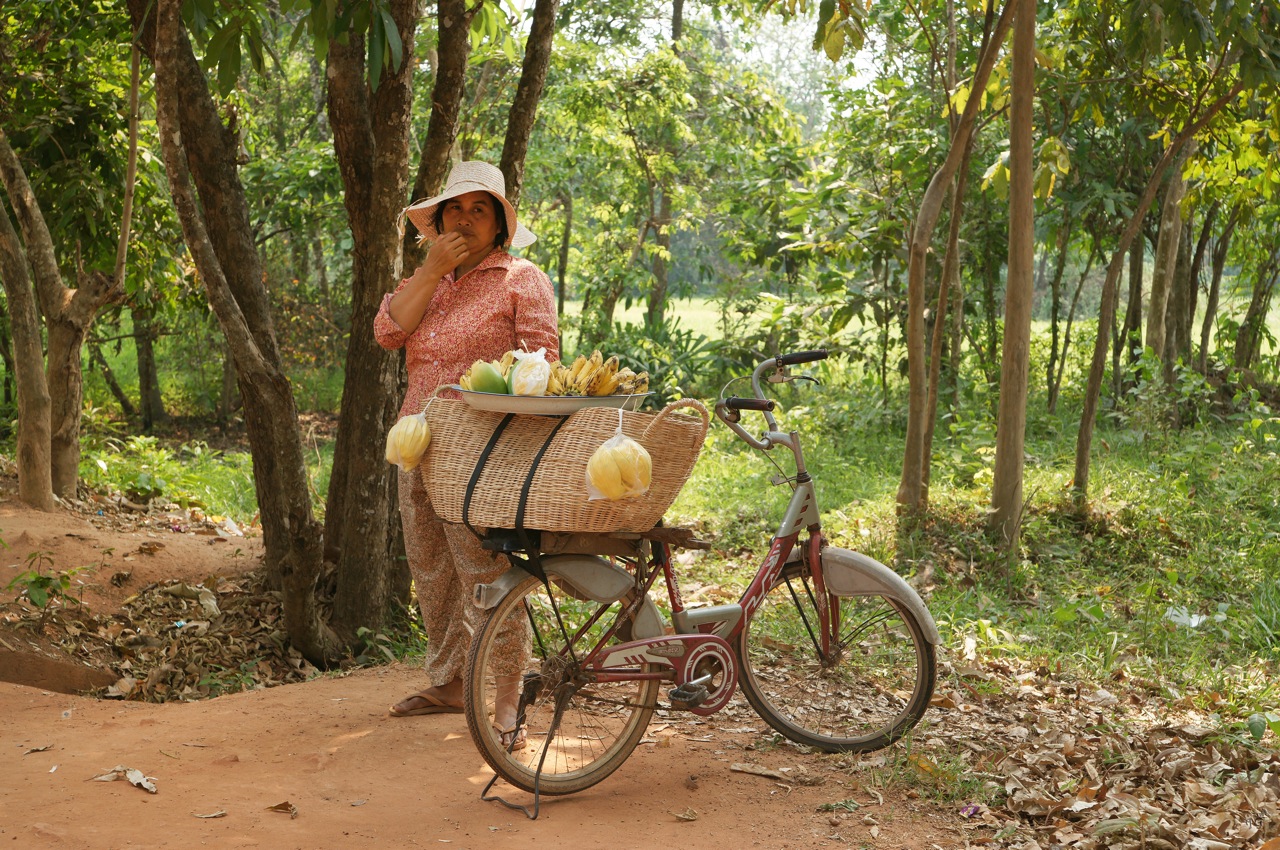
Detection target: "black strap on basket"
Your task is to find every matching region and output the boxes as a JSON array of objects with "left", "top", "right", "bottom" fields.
[
  {"left": 512, "top": 416, "right": 569, "bottom": 586},
  {"left": 460, "top": 411, "right": 569, "bottom": 587},
  {"left": 462, "top": 413, "right": 515, "bottom": 538}
]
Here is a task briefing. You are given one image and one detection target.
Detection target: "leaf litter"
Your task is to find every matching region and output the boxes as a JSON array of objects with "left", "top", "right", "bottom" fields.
[{"left": 904, "top": 656, "right": 1280, "bottom": 849}]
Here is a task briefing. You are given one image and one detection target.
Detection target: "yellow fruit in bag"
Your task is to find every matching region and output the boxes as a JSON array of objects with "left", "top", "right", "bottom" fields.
[
  {"left": 384, "top": 411, "right": 431, "bottom": 471},
  {"left": 508, "top": 348, "right": 551, "bottom": 396},
  {"left": 586, "top": 433, "right": 651, "bottom": 501}
]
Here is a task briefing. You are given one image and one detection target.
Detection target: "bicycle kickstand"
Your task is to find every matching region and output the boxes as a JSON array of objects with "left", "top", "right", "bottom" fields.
[{"left": 480, "top": 679, "right": 576, "bottom": 820}]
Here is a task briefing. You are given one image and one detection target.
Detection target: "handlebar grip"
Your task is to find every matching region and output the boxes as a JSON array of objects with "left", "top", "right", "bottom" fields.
[
  {"left": 776, "top": 349, "right": 829, "bottom": 366},
  {"left": 724, "top": 397, "right": 776, "bottom": 412}
]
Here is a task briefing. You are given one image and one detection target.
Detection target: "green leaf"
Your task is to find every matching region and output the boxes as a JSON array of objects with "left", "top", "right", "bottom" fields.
[
  {"left": 1248, "top": 713, "right": 1268, "bottom": 741},
  {"left": 27, "top": 584, "right": 48, "bottom": 608},
  {"left": 813, "top": 0, "right": 835, "bottom": 52},
  {"left": 217, "top": 38, "right": 242, "bottom": 97},
  {"left": 368, "top": 9, "right": 385, "bottom": 91},
  {"left": 380, "top": 8, "right": 403, "bottom": 71}
]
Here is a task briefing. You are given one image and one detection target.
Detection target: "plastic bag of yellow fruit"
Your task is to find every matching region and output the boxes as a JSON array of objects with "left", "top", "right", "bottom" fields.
[
  {"left": 385, "top": 409, "right": 431, "bottom": 471},
  {"left": 585, "top": 410, "right": 652, "bottom": 501}
]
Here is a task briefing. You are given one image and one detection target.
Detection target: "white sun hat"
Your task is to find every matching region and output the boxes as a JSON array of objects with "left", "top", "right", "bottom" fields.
[{"left": 403, "top": 160, "right": 536, "bottom": 249}]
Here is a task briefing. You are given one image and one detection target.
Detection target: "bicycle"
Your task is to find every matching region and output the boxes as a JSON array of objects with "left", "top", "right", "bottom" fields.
[{"left": 463, "top": 349, "right": 939, "bottom": 817}]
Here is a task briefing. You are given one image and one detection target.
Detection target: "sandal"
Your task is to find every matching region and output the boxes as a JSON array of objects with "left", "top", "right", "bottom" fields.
[
  {"left": 388, "top": 689, "right": 464, "bottom": 717},
  {"left": 493, "top": 721, "right": 527, "bottom": 752}
]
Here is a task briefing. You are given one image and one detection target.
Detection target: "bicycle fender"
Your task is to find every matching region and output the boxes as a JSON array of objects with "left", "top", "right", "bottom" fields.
[
  {"left": 820, "top": 547, "right": 941, "bottom": 645},
  {"left": 472, "top": 555, "right": 664, "bottom": 639}
]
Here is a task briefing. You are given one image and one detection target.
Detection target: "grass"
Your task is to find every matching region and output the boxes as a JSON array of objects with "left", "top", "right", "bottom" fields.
[{"left": 37, "top": 293, "right": 1280, "bottom": 733}]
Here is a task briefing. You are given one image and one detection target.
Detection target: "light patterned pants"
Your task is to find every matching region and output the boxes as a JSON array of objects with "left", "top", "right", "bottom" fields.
[{"left": 398, "top": 468, "right": 527, "bottom": 685}]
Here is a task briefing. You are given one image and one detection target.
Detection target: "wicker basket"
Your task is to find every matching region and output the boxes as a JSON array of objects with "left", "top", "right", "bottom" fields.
[{"left": 421, "top": 398, "right": 709, "bottom": 533}]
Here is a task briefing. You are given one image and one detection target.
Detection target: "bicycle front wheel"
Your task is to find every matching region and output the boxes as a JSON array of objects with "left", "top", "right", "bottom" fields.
[
  {"left": 737, "top": 563, "right": 936, "bottom": 752},
  {"left": 465, "top": 566, "right": 659, "bottom": 795}
]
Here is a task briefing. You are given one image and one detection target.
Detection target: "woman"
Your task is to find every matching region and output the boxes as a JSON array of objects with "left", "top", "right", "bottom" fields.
[{"left": 374, "top": 161, "right": 557, "bottom": 749}]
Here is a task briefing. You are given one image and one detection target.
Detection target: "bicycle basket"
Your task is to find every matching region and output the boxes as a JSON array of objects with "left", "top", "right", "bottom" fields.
[{"left": 421, "top": 398, "right": 709, "bottom": 533}]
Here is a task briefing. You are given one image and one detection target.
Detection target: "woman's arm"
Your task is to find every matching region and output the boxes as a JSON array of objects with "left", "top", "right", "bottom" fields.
[
  {"left": 512, "top": 262, "right": 560, "bottom": 361},
  {"left": 388, "top": 232, "right": 472, "bottom": 334}
]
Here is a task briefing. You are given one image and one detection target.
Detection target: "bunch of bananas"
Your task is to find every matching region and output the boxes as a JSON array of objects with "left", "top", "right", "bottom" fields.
[{"left": 547, "top": 351, "right": 649, "bottom": 397}]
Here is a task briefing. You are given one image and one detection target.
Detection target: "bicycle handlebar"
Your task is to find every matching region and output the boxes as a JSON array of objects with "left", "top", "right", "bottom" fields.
[
  {"left": 724, "top": 397, "right": 776, "bottom": 412},
  {"left": 775, "top": 349, "right": 828, "bottom": 367},
  {"left": 715, "top": 349, "right": 830, "bottom": 452}
]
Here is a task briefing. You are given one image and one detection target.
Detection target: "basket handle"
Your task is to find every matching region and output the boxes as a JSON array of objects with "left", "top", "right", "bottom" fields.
[{"left": 642, "top": 398, "right": 710, "bottom": 441}]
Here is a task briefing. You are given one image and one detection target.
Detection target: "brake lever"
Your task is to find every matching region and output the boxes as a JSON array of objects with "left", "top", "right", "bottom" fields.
[{"left": 767, "top": 371, "right": 821, "bottom": 386}]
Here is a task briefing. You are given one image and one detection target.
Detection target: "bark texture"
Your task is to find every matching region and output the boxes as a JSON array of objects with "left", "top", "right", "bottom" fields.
[
  {"left": 0, "top": 128, "right": 119, "bottom": 499},
  {"left": 323, "top": 0, "right": 421, "bottom": 642},
  {"left": 499, "top": 0, "right": 562, "bottom": 208},
  {"left": 989, "top": 0, "right": 1035, "bottom": 547},
  {"left": 139, "top": 0, "right": 338, "bottom": 663},
  {"left": 897, "top": 0, "right": 1015, "bottom": 513},
  {"left": 0, "top": 181, "right": 54, "bottom": 511}
]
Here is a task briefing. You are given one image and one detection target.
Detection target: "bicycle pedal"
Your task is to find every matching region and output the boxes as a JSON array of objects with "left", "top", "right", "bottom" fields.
[{"left": 667, "top": 683, "right": 709, "bottom": 710}]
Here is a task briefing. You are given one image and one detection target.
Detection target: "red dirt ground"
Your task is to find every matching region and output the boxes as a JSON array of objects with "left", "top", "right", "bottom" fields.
[{"left": 0, "top": 498, "right": 959, "bottom": 849}]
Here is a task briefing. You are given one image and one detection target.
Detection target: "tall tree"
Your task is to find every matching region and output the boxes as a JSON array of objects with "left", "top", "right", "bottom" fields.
[
  {"left": 323, "top": 0, "right": 422, "bottom": 642},
  {"left": 499, "top": 0, "right": 563, "bottom": 206},
  {"left": 134, "top": 0, "right": 339, "bottom": 662},
  {"left": 0, "top": 159, "right": 53, "bottom": 511},
  {"left": 0, "top": 129, "right": 121, "bottom": 499},
  {"left": 897, "top": 0, "right": 1015, "bottom": 513},
  {"left": 1144, "top": 150, "right": 1188, "bottom": 363},
  {"left": 989, "top": 0, "right": 1035, "bottom": 547}
]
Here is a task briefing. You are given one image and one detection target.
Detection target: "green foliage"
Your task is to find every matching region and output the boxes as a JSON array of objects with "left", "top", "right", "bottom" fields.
[{"left": 6, "top": 550, "right": 84, "bottom": 613}]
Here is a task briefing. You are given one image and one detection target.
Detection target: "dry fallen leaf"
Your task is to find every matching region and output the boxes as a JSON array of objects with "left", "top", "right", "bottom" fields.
[
  {"left": 673, "top": 808, "right": 698, "bottom": 821},
  {"left": 266, "top": 801, "right": 298, "bottom": 818},
  {"left": 192, "top": 811, "right": 226, "bottom": 819},
  {"left": 730, "top": 762, "right": 788, "bottom": 780},
  {"left": 90, "top": 765, "right": 157, "bottom": 794}
]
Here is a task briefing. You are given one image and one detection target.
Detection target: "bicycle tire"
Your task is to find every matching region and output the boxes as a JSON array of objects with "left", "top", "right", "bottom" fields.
[
  {"left": 465, "top": 564, "right": 659, "bottom": 795},
  {"left": 736, "top": 562, "right": 936, "bottom": 752}
]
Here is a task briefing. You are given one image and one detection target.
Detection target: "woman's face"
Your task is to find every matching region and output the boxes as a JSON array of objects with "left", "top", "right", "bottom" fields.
[{"left": 440, "top": 191, "right": 500, "bottom": 258}]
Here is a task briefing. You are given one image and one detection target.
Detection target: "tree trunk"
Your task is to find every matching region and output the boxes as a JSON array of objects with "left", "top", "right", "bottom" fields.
[
  {"left": 644, "top": 0, "right": 684, "bottom": 331},
  {"left": 1145, "top": 155, "right": 1188, "bottom": 362},
  {"left": 557, "top": 190, "right": 572, "bottom": 320},
  {"left": 1235, "top": 248, "right": 1280, "bottom": 373},
  {"left": 499, "top": 0, "right": 561, "bottom": 208},
  {"left": 1049, "top": 236, "right": 1099, "bottom": 413},
  {"left": 1072, "top": 81, "right": 1242, "bottom": 502},
  {"left": 132, "top": 296, "right": 167, "bottom": 429},
  {"left": 0, "top": 128, "right": 119, "bottom": 499},
  {"left": 989, "top": 0, "right": 1035, "bottom": 547},
  {"left": 648, "top": 190, "right": 672, "bottom": 329},
  {"left": 1198, "top": 204, "right": 1240, "bottom": 372},
  {"left": 404, "top": 0, "right": 477, "bottom": 268},
  {"left": 1163, "top": 218, "right": 1194, "bottom": 378},
  {"left": 1043, "top": 214, "right": 1071, "bottom": 406},
  {"left": 323, "top": 0, "right": 421, "bottom": 643},
  {"left": 1184, "top": 201, "right": 1219, "bottom": 365},
  {"left": 922, "top": 134, "right": 975, "bottom": 493},
  {"left": 141, "top": 0, "right": 338, "bottom": 663},
  {"left": 898, "top": 0, "right": 1015, "bottom": 513},
  {"left": 90, "top": 342, "right": 137, "bottom": 419},
  {"left": 0, "top": 189, "right": 54, "bottom": 511}
]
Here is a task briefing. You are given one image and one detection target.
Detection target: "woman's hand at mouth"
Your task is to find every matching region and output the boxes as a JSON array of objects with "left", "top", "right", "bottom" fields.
[{"left": 423, "top": 230, "right": 471, "bottom": 278}]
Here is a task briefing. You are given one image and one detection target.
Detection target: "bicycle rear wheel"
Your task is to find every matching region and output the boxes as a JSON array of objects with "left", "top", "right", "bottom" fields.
[
  {"left": 737, "top": 562, "right": 935, "bottom": 752},
  {"left": 465, "top": 565, "right": 659, "bottom": 795}
]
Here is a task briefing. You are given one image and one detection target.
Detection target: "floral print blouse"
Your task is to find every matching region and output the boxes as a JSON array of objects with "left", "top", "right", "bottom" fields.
[{"left": 374, "top": 249, "right": 559, "bottom": 417}]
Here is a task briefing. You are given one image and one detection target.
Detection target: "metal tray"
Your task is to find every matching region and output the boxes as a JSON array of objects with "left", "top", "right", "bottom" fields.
[{"left": 449, "top": 386, "right": 652, "bottom": 416}]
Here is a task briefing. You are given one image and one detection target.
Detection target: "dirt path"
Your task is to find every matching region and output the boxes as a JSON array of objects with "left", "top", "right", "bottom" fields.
[
  {"left": 1, "top": 667, "right": 956, "bottom": 849},
  {"left": 0, "top": 499, "right": 955, "bottom": 849}
]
